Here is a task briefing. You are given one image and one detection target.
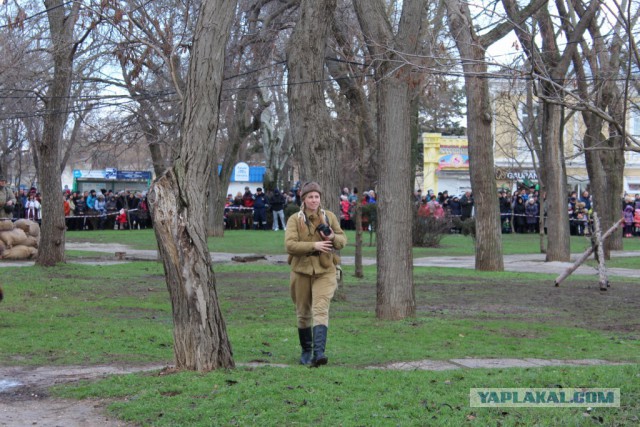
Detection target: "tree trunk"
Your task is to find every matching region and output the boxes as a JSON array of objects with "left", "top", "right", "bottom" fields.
[
  {"left": 444, "top": 0, "right": 504, "bottom": 271},
  {"left": 36, "top": 0, "right": 80, "bottom": 266},
  {"left": 149, "top": 0, "right": 236, "bottom": 371},
  {"left": 353, "top": 0, "right": 424, "bottom": 319},
  {"left": 540, "top": 92, "right": 571, "bottom": 261},
  {"left": 286, "top": 0, "right": 339, "bottom": 215}
]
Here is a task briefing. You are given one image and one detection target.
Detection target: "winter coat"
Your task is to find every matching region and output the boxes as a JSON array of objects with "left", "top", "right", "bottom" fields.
[
  {"left": 623, "top": 205, "right": 634, "bottom": 225},
  {"left": 285, "top": 208, "right": 346, "bottom": 276},
  {"left": 449, "top": 199, "right": 462, "bottom": 217},
  {"left": 525, "top": 200, "right": 539, "bottom": 225},
  {"left": 269, "top": 191, "right": 286, "bottom": 211},
  {"left": 253, "top": 193, "right": 268, "bottom": 210},
  {"left": 0, "top": 186, "right": 16, "bottom": 220},
  {"left": 513, "top": 199, "right": 526, "bottom": 228},
  {"left": 460, "top": 195, "right": 473, "bottom": 219}
]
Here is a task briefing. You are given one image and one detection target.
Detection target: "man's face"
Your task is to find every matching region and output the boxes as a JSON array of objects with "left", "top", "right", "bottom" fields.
[{"left": 0, "top": 180, "right": 5, "bottom": 187}]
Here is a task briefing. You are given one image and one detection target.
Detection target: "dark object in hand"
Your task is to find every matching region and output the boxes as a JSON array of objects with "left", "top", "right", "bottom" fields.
[
  {"left": 3, "top": 204, "right": 13, "bottom": 214},
  {"left": 316, "top": 223, "right": 332, "bottom": 237}
]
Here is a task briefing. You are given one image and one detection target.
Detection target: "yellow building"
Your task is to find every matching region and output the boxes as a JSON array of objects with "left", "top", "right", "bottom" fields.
[
  {"left": 421, "top": 133, "right": 471, "bottom": 195},
  {"left": 420, "top": 88, "right": 640, "bottom": 196}
]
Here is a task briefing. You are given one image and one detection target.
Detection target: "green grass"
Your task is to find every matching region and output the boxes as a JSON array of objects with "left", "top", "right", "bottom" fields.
[
  {"left": 53, "top": 364, "right": 640, "bottom": 426},
  {"left": 2, "top": 231, "right": 638, "bottom": 426}
]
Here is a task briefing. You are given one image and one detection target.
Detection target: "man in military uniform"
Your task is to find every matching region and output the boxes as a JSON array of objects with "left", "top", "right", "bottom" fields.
[{"left": 0, "top": 175, "right": 16, "bottom": 221}]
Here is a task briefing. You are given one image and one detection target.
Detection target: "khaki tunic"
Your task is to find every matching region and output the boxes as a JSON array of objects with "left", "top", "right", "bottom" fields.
[
  {"left": 285, "top": 209, "right": 346, "bottom": 274},
  {"left": 0, "top": 186, "right": 16, "bottom": 220},
  {"left": 285, "top": 209, "right": 347, "bottom": 328}
]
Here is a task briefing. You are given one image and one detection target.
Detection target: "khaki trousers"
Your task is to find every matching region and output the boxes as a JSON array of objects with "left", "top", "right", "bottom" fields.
[{"left": 290, "top": 270, "right": 336, "bottom": 328}]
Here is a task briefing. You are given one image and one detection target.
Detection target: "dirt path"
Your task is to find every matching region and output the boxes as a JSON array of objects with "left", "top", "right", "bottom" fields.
[{"left": 0, "top": 364, "right": 165, "bottom": 427}]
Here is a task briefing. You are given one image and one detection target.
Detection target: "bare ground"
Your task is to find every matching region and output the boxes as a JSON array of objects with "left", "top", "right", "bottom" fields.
[{"left": 0, "top": 364, "right": 166, "bottom": 427}]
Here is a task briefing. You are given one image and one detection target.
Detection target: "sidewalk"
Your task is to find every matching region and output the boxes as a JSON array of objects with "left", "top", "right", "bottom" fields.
[{"left": 6, "top": 242, "right": 639, "bottom": 279}]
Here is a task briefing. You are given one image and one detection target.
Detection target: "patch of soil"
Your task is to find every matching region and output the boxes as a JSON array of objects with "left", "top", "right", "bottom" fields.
[{"left": 0, "top": 364, "right": 167, "bottom": 427}]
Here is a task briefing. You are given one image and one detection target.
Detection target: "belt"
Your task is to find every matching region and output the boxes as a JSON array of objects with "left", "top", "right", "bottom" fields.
[{"left": 307, "top": 251, "right": 321, "bottom": 257}]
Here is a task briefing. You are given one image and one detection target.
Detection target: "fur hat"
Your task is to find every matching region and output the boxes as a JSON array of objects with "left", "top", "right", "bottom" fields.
[{"left": 300, "top": 181, "right": 322, "bottom": 200}]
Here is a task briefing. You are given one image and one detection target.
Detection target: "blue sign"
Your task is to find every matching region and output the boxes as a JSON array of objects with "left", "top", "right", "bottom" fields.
[
  {"left": 73, "top": 170, "right": 82, "bottom": 178},
  {"left": 105, "top": 168, "right": 117, "bottom": 180},
  {"left": 116, "top": 171, "right": 152, "bottom": 180}
]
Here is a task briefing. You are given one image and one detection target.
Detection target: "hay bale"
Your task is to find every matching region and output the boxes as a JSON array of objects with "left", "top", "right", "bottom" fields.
[
  {"left": 14, "top": 219, "right": 39, "bottom": 238},
  {"left": 1, "top": 245, "right": 37, "bottom": 260},
  {"left": 0, "top": 239, "right": 6, "bottom": 255},
  {"left": 0, "top": 221, "right": 14, "bottom": 232},
  {"left": 0, "top": 228, "right": 28, "bottom": 248}
]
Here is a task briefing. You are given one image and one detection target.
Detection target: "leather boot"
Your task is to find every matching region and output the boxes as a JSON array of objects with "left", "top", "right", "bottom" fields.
[
  {"left": 311, "top": 325, "right": 328, "bottom": 367},
  {"left": 298, "top": 327, "right": 313, "bottom": 365}
]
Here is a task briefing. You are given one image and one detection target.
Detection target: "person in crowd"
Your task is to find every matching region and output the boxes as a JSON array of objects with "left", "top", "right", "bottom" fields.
[
  {"left": 24, "top": 193, "right": 41, "bottom": 224},
  {"left": 94, "top": 194, "right": 107, "bottom": 229},
  {"left": 233, "top": 191, "right": 243, "bottom": 207},
  {"left": 579, "top": 190, "right": 592, "bottom": 211},
  {"left": 460, "top": 191, "right": 473, "bottom": 220},
  {"left": 74, "top": 195, "right": 87, "bottom": 230},
  {"left": 513, "top": 196, "right": 527, "bottom": 233},
  {"left": 499, "top": 190, "right": 512, "bottom": 233},
  {"left": 414, "top": 189, "right": 423, "bottom": 205},
  {"left": 12, "top": 190, "right": 23, "bottom": 220},
  {"left": 105, "top": 195, "right": 118, "bottom": 230},
  {"left": 116, "top": 208, "right": 128, "bottom": 230},
  {"left": 568, "top": 192, "right": 578, "bottom": 235},
  {"left": 573, "top": 201, "right": 588, "bottom": 236},
  {"left": 339, "top": 195, "right": 352, "bottom": 230},
  {"left": 449, "top": 195, "right": 462, "bottom": 218},
  {"left": 137, "top": 194, "right": 150, "bottom": 229},
  {"left": 348, "top": 187, "right": 358, "bottom": 204},
  {"left": 634, "top": 208, "right": 640, "bottom": 236},
  {"left": 285, "top": 181, "right": 346, "bottom": 367},
  {"left": 623, "top": 204, "right": 634, "bottom": 237},
  {"left": 270, "top": 188, "right": 287, "bottom": 231},
  {"left": 242, "top": 187, "right": 254, "bottom": 208},
  {"left": 525, "top": 197, "right": 539, "bottom": 233},
  {"left": 86, "top": 189, "right": 97, "bottom": 211},
  {"left": 0, "top": 175, "right": 16, "bottom": 222},
  {"left": 417, "top": 197, "right": 431, "bottom": 217},
  {"left": 252, "top": 187, "right": 268, "bottom": 230}
]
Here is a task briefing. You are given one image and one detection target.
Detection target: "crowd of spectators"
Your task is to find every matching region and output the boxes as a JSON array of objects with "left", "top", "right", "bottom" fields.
[
  {"left": 413, "top": 185, "right": 640, "bottom": 238},
  {"left": 8, "top": 186, "right": 150, "bottom": 231}
]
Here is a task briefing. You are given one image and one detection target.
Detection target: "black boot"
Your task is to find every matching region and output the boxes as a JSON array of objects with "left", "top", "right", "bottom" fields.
[
  {"left": 311, "top": 325, "right": 328, "bottom": 367},
  {"left": 298, "top": 327, "right": 313, "bottom": 365}
]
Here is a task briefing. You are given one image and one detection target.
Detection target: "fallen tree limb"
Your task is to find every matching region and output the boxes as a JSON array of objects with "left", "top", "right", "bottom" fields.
[{"left": 554, "top": 217, "right": 624, "bottom": 287}]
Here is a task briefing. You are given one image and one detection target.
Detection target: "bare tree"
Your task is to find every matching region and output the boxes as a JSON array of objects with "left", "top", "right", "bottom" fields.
[
  {"left": 287, "top": 0, "right": 340, "bottom": 215},
  {"left": 352, "top": 0, "right": 425, "bottom": 319},
  {"left": 444, "top": 0, "right": 550, "bottom": 270},
  {"left": 502, "top": 0, "right": 599, "bottom": 262},
  {"left": 148, "top": 0, "right": 237, "bottom": 371}
]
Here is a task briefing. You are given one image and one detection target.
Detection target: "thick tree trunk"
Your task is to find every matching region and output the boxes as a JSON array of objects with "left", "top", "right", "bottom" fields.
[
  {"left": 374, "top": 76, "right": 416, "bottom": 319},
  {"left": 541, "top": 93, "right": 570, "bottom": 261},
  {"left": 149, "top": 0, "right": 236, "bottom": 371},
  {"left": 354, "top": 0, "right": 424, "bottom": 319},
  {"left": 36, "top": 0, "right": 80, "bottom": 266},
  {"left": 287, "top": 0, "right": 339, "bottom": 215},
  {"left": 445, "top": 0, "right": 504, "bottom": 271}
]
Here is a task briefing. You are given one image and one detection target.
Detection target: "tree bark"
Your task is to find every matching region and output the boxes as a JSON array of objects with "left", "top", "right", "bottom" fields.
[
  {"left": 353, "top": 0, "right": 424, "bottom": 319},
  {"left": 148, "top": 0, "right": 236, "bottom": 371},
  {"left": 444, "top": 0, "right": 505, "bottom": 271},
  {"left": 286, "top": 0, "right": 339, "bottom": 215},
  {"left": 36, "top": 0, "right": 82, "bottom": 266}
]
